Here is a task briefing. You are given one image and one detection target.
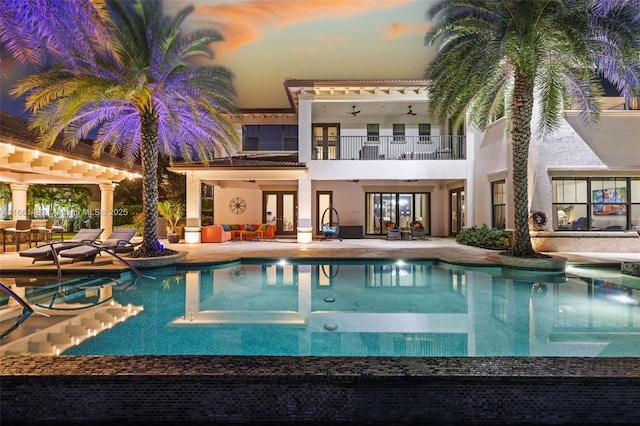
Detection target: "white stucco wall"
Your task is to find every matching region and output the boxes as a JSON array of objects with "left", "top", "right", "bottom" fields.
[
  {"left": 472, "top": 119, "right": 510, "bottom": 228},
  {"left": 213, "top": 186, "right": 264, "bottom": 225}
]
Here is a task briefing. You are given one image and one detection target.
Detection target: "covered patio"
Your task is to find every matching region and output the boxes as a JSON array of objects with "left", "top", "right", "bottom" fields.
[{"left": 0, "top": 112, "right": 141, "bottom": 246}]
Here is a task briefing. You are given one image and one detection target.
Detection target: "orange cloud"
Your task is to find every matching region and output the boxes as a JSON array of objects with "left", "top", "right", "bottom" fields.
[
  {"left": 183, "top": 0, "right": 411, "bottom": 55},
  {"left": 384, "top": 22, "right": 431, "bottom": 40}
]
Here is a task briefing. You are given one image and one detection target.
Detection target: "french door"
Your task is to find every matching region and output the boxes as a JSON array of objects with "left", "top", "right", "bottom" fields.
[
  {"left": 312, "top": 124, "right": 340, "bottom": 160},
  {"left": 450, "top": 188, "right": 465, "bottom": 236},
  {"left": 264, "top": 191, "right": 297, "bottom": 237}
]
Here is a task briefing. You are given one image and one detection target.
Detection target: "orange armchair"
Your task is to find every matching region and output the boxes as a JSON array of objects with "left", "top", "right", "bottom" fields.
[
  {"left": 261, "top": 224, "right": 276, "bottom": 239},
  {"left": 201, "top": 225, "right": 232, "bottom": 243}
]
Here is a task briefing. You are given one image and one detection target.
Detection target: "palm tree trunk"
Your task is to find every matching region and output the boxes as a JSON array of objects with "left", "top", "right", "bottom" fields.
[
  {"left": 138, "top": 111, "right": 161, "bottom": 256},
  {"left": 510, "top": 69, "right": 536, "bottom": 257}
]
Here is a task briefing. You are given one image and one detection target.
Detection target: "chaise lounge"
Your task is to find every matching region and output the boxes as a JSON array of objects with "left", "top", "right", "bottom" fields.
[
  {"left": 58, "top": 228, "right": 139, "bottom": 264},
  {"left": 18, "top": 228, "right": 104, "bottom": 263}
]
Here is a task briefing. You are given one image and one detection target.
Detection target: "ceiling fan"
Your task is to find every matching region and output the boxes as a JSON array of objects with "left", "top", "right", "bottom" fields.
[
  {"left": 403, "top": 106, "right": 417, "bottom": 116},
  {"left": 347, "top": 105, "right": 361, "bottom": 116}
]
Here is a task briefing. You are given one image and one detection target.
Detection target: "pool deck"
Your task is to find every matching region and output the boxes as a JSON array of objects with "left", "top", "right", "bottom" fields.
[
  {"left": 1, "top": 236, "right": 638, "bottom": 274},
  {"left": 2, "top": 237, "right": 640, "bottom": 425}
]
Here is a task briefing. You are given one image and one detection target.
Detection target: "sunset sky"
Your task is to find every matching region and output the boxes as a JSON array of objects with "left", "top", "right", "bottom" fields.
[
  {"left": 1, "top": 0, "right": 440, "bottom": 113},
  {"left": 168, "top": 0, "right": 439, "bottom": 108}
]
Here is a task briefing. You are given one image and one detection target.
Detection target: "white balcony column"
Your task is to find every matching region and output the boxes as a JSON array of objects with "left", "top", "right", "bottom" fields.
[
  {"left": 99, "top": 183, "right": 116, "bottom": 238},
  {"left": 297, "top": 174, "right": 313, "bottom": 243},
  {"left": 9, "top": 183, "right": 29, "bottom": 220},
  {"left": 298, "top": 98, "right": 313, "bottom": 162},
  {"left": 184, "top": 171, "right": 201, "bottom": 244}
]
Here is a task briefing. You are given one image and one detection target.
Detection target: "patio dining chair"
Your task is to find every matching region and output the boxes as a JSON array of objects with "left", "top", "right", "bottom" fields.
[
  {"left": 3, "top": 219, "right": 33, "bottom": 251},
  {"left": 31, "top": 219, "right": 53, "bottom": 245}
]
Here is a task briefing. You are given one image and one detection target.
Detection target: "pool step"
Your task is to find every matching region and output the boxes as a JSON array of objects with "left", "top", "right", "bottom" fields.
[
  {"left": 0, "top": 301, "right": 143, "bottom": 356},
  {"left": 28, "top": 340, "right": 56, "bottom": 354},
  {"left": 48, "top": 332, "right": 73, "bottom": 345},
  {"left": 65, "top": 325, "right": 90, "bottom": 337}
]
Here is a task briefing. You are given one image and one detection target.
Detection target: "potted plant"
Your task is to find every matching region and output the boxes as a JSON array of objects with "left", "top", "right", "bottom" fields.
[
  {"left": 529, "top": 211, "right": 547, "bottom": 232},
  {"left": 158, "top": 200, "right": 184, "bottom": 243}
]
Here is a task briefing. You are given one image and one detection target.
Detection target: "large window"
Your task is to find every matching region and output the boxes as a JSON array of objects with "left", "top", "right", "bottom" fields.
[
  {"left": 392, "top": 124, "right": 405, "bottom": 142},
  {"left": 367, "top": 124, "right": 379, "bottom": 142},
  {"left": 242, "top": 125, "right": 298, "bottom": 151},
  {"left": 491, "top": 180, "right": 506, "bottom": 229},
  {"left": 552, "top": 177, "right": 639, "bottom": 231},
  {"left": 418, "top": 124, "right": 431, "bottom": 142}
]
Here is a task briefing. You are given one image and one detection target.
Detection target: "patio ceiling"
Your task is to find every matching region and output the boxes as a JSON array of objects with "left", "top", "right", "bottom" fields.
[
  {"left": 0, "top": 112, "right": 141, "bottom": 185},
  {"left": 284, "top": 79, "right": 431, "bottom": 112}
]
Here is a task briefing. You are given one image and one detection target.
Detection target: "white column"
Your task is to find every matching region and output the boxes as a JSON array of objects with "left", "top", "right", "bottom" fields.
[
  {"left": 296, "top": 97, "right": 313, "bottom": 243},
  {"left": 99, "top": 183, "right": 116, "bottom": 238},
  {"left": 464, "top": 123, "right": 475, "bottom": 229},
  {"left": 297, "top": 174, "right": 313, "bottom": 243},
  {"left": 9, "top": 183, "right": 29, "bottom": 220},
  {"left": 184, "top": 171, "right": 202, "bottom": 244}
]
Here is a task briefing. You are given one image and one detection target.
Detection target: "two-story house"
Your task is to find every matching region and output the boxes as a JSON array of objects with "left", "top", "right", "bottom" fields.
[{"left": 171, "top": 78, "right": 640, "bottom": 252}]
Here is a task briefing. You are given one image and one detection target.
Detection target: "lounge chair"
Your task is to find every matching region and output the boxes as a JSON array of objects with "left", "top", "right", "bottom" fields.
[
  {"left": 59, "top": 228, "right": 139, "bottom": 264},
  {"left": 410, "top": 221, "right": 427, "bottom": 239},
  {"left": 386, "top": 222, "right": 401, "bottom": 240},
  {"left": 18, "top": 228, "right": 104, "bottom": 263}
]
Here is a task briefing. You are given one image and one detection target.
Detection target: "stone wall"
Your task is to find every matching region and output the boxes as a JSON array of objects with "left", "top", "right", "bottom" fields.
[
  {"left": 2, "top": 356, "right": 639, "bottom": 425},
  {"left": 531, "top": 231, "right": 640, "bottom": 253}
]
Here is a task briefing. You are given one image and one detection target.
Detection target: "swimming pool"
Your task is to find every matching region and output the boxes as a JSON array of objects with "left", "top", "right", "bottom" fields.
[{"left": 1, "top": 259, "right": 639, "bottom": 357}]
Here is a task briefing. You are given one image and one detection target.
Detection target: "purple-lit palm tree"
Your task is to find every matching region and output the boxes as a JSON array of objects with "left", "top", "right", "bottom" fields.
[
  {"left": 424, "top": 0, "right": 640, "bottom": 257},
  {"left": 1, "top": 0, "right": 240, "bottom": 256}
]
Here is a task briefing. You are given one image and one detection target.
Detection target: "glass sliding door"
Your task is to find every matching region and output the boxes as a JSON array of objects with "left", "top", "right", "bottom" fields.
[
  {"left": 413, "top": 193, "right": 429, "bottom": 233},
  {"left": 365, "top": 192, "right": 430, "bottom": 236}
]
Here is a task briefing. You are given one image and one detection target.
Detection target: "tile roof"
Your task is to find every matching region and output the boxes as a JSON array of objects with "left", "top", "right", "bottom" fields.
[{"left": 170, "top": 153, "right": 305, "bottom": 169}]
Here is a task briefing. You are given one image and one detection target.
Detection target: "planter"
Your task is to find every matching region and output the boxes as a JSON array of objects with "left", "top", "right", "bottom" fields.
[
  {"left": 486, "top": 252, "right": 567, "bottom": 272},
  {"left": 123, "top": 250, "right": 188, "bottom": 269},
  {"left": 167, "top": 233, "right": 180, "bottom": 243}
]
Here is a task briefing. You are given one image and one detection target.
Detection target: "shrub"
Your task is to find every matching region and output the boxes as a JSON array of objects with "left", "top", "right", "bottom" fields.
[{"left": 456, "top": 225, "right": 511, "bottom": 249}]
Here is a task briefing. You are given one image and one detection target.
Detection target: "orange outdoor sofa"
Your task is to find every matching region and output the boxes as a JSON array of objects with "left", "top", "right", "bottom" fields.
[{"left": 201, "top": 224, "right": 275, "bottom": 243}]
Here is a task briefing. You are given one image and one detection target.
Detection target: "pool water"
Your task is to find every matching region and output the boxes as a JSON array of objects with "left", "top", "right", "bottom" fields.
[{"left": 1, "top": 259, "right": 639, "bottom": 357}]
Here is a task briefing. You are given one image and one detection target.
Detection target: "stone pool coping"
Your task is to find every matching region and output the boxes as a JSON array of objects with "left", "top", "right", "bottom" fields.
[{"left": 2, "top": 355, "right": 639, "bottom": 425}]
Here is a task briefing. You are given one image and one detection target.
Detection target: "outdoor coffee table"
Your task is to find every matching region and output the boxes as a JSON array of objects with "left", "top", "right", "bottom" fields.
[{"left": 240, "top": 230, "right": 264, "bottom": 241}]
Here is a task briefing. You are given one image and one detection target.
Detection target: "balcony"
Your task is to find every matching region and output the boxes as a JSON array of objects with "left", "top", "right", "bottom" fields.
[{"left": 312, "top": 135, "right": 465, "bottom": 161}]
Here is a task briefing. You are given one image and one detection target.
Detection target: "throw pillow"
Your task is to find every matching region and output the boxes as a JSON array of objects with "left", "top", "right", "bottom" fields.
[
  {"left": 230, "top": 224, "right": 239, "bottom": 230},
  {"left": 245, "top": 224, "right": 255, "bottom": 232},
  {"left": 222, "top": 224, "right": 231, "bottom": 231},
  {"left": 260, "top": 223, "right": 268, "bottom": 231}
]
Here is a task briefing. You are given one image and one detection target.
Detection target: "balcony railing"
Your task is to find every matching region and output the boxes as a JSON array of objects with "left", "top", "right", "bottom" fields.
[{"left": 312, "top": 135, "right": 465, "bottom": 160}]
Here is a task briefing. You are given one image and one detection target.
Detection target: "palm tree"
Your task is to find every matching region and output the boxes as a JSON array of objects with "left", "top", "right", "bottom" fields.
[
  {"left": 1, "top": 0, "right": 240, "bottom": 256},
  {"left": 424, "top": 0, "right": 640, "bottom": 257}
]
